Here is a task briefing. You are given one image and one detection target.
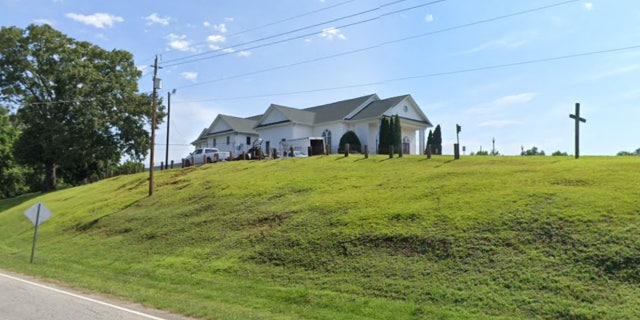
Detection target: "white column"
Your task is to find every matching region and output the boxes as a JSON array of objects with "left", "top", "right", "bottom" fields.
[{"left": 419, "top": 129, "right": 426, "bottom": 155}]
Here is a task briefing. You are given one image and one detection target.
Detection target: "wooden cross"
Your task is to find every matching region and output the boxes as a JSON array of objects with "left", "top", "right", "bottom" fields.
[{"left": 569, "top": 103, "right": 586, "bottom": 159}]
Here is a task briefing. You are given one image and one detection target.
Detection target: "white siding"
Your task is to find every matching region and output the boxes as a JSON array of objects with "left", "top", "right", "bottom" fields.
[
  {"left": 312, "top": 123, "right": 347, "bottom": 154},
  {"left": 210, "top": 119, "right": 231, "bottom": 133},
  {"left": 257, "top": 124, "right": 294, "bottom": 155},
  {"left": 262, "top": 109, "right": 288, "bottom": 124},
  {"left": 385, "top": 97, "right": 422, "bottom": 120}
]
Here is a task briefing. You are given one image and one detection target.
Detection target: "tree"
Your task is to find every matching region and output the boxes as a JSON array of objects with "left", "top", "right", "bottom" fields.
[
  {"left": 616, "top": 148, "right": 640, "bottom": 156},
  {"left": 393, "top": 114, "right": 402, "bottom": 154},
  {"left": 432, "top": 125, "right": 442, "bottom": 155},
  {"left": 0, "top": 105, "right": 28, "bottom": 198},
  {"left": 0, "top": 24, "right": 163, "bottom": 191},
  {"left": 378, "top": 117, "right": 390, "bottom": 154},
  {"left": 521, "top": 146, "right": 545, "bottom": 156},
  {"left": 552, "top": 150, "right": 568, "bottom": 156},
  {"left": 425, "top": 130, "right": 433, "bottom": 154},
  {"left": 338, "top": 130, "right": 361, "bottom": 153}
]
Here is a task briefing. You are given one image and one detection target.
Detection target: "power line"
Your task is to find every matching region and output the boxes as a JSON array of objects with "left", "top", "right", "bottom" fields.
[
  {"left": 227, "top": 0, "right": 358, "bottom": 37},
  {"left": 175, "top": 0, "right": 581, "bottom": 91},
  {"left": 173, "top": 44, "right": 640, "bottom": 103},
  {"left": 162, "top": 0, "right": 444, "bottom": 67},
  {"left": 153, "top": 0, "right": 357, "bottom": 60}
]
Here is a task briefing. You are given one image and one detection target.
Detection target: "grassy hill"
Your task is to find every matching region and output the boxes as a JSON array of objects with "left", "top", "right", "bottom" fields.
[{"left": 1, "top": 155, "right": 639, "bottom": 319}]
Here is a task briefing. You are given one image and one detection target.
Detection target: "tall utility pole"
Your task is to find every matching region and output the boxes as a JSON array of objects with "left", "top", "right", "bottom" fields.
[
  {"left": 149, "top": 55, "right": 160, "bottom": 196},
  {"left": 165, "top": 89, "right": 176, "bottom": 170}
]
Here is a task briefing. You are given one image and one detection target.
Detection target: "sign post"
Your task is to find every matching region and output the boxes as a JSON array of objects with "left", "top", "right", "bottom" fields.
[{"left": 24, "top": 202, "right": 52, "bottom": 263}]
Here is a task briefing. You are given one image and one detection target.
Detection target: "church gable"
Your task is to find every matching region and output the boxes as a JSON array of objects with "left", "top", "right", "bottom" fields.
[
  {"left": 257, "top": 105, "right": 291, "bottom": 127},
  {"left": 208, "top": 116, "right": 232, "bottom": 135},
  {"left": 383, "top": 96, "right": 432, "bottom": 125}
]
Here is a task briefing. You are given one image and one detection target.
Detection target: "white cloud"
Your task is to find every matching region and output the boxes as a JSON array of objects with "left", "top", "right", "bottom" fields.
[
  {"left": 204, "top": 22, "right": 228, "bottom": 33},
  {"left": 467, "top": 93, "right": 537, "bottom": 115},
  {"left": 584, "top": 2, "right": 593, "bottom": 10},
  {"left": 214, "top": 23, "right": 227, "bottom": 33},
  {"left": 461, "top": 38, "right": 526, "bottom": 55},
  {"left": 137, "top": 65, "right": 149, "bottom": 76},
  {"left": 181, "top": 71, "right": 198, "bottom": 82},
  {"left": 145, "top": 13, "right": 170, "bottom": 26},
  {"left": 478, "top": 120, "right": 523, "bottom": 127},
  {"left": 320, "top": 27, "right": 346, "bottom": 40},
  {"left": 33, "top": 18, "right": 54, "bottom": 25},
  {"left": 459, "top": 31, "right": 538, "bottom": 55},
  {"left": 225, "top": 17, "right": 234, "bottom": 22},
  {"left": 425, "top": 14, "right": 434, "bottom": 22},
  {"left": 585, "top": 64, "right": 640, "bottom": 81},
  {"left": 207, "top": 34, "right": 226, "bottom": 43},
  {"left": 65, "top": 12, "right": 124, "bottom": 28},
  {"left": 237, "top": 51, "right": 251, "bottom": 57},
  {"left": 208, "top": 44, "right": 234, "bottom": 53},
  {"left": 166, "top": 33, "right": 194, "bottom": 52},
  {"left": 493, "top": 93, "right": 536, "bottom": 106}
]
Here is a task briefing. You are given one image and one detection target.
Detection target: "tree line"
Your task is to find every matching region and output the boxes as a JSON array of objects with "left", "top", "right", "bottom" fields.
[{"left": 0, "top": 24, "right": 164, "bottom": 198}]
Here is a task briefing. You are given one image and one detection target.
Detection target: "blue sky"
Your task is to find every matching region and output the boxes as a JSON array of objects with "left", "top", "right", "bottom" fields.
[{"left": 2, "top": 0, "right": 640, "bottom": 162}]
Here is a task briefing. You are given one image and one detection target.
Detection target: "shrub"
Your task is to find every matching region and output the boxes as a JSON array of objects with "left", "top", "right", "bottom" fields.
[{"left": 339, "top": 131, "right": 362, "bottom": 153}]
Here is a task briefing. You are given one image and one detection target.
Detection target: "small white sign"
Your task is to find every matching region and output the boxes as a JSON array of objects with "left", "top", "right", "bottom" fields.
[{"left": 24, "top": 202, "right": 52, "bottom": 226}]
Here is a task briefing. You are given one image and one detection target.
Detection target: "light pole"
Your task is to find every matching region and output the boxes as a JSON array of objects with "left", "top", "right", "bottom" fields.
[
  {"left": 149, "top": 55, "right": 161, "bottom": 197},
  {"left": 165, "top": 89, "right": 176, "bottom": 169}
]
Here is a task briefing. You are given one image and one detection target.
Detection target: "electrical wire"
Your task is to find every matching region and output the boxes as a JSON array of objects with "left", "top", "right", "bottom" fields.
[
  {"left": 153, "top": 0, "right": 357, "bottom": 61},
  {"left": 227, "top": 0, "right": 358, "bottom": 37},
  {"left": 162, "top": 0, "right": 444, "bottom": 67},
  {"left": 175, "top": 0, "right": 581, "bottom": 91},
  {"left": 172, "top": 44, "right": 640, "bottom": 102}
]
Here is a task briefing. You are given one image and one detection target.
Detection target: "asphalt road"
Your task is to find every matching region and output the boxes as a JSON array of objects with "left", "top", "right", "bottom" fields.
[{"left": 0, "top": 271, "right": 198, "bottom": 320}]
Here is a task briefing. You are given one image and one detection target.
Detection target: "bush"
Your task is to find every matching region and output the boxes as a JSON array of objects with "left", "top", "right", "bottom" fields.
[{"left": 339, "top": 131, "right": 361, "bottom": 153}]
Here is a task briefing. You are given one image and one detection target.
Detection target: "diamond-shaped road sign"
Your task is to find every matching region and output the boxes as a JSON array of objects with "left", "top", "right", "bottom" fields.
[{"left": 24, "top": 202, "right": 52, "bottom": 226}]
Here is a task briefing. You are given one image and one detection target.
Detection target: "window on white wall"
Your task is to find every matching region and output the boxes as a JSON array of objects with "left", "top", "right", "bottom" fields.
[
  {"left": 213, "top": 139, "right": 216, "bottom": 147},
  {"left": 226, "top": 136, "right": 230, "bottom": 145},
  {"left": 322, "top": 129, "right": 332, "bottom": 151}
]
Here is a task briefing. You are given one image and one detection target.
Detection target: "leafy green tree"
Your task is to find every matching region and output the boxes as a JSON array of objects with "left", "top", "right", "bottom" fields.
[
  {"left": 432, "top": 125, "right": 442, "bottom": 155},
  {"left": 378, "top": 117, "right": 390, "bottom": 154},
  {"left": 521, "top": 146, "right": 545, "bottom": 156},
  {"left": 475, "top": 150, "right": 489, "bottom": 156},
  {"left": 338, "top": 130, "right": 361, "bottom": 153},
  {"left": 0, "top": 24, "right": 163, "bottom": 191},
  {"left": 0, "top": 105, "right": 28, "bottom": 198},
  {"left": 552, "top": 150, "right": 568, "bottom": 156},
  {"left": 616, "top": 148, "right": 640, "bottom": 156}
]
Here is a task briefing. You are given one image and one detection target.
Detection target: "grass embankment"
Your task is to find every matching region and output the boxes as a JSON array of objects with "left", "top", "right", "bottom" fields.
[{"left": 1, "top": 155, "right": 639, "bottom": 319}]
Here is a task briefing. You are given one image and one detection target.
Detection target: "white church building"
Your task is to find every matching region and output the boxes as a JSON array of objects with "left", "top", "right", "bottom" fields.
[{"left": 192, "top": 94, "right": 433, "bottom": 156}]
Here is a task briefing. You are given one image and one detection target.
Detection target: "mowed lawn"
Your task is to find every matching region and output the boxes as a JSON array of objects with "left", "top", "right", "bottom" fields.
[{"left": 1, "top": 155, "right": 639, "bottom": 319}]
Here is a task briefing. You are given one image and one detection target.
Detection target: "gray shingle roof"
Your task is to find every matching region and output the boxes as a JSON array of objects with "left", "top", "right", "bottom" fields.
[
  {"left": 218, "top": 115, "right": 258, "bottom": 134},
  {"left": 303, "top": 94, "right": 378, "bottom": 123},
  {"left": 256, "top": 104, "right": 316, "bottom": 127},
  {"left": 349, "top": 95, "right": 409, "bottom": 121}
]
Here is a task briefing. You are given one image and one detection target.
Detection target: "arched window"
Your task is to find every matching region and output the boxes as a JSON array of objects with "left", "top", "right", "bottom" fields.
[{"left": 322, "top": 129, "right": 332, "bottom": 153}]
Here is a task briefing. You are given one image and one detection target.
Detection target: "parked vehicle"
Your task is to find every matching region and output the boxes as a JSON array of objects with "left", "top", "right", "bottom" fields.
[
  {"left": 183, "top": 148, "right": 230, "bottom": 166},
  {"left": 285, "top": 150, "right": 308, "bottom": 158}
]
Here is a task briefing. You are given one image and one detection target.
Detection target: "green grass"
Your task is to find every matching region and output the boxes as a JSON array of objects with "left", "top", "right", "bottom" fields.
[{"left": 1, "top": 155, "right": 639, "bottom": 319}]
